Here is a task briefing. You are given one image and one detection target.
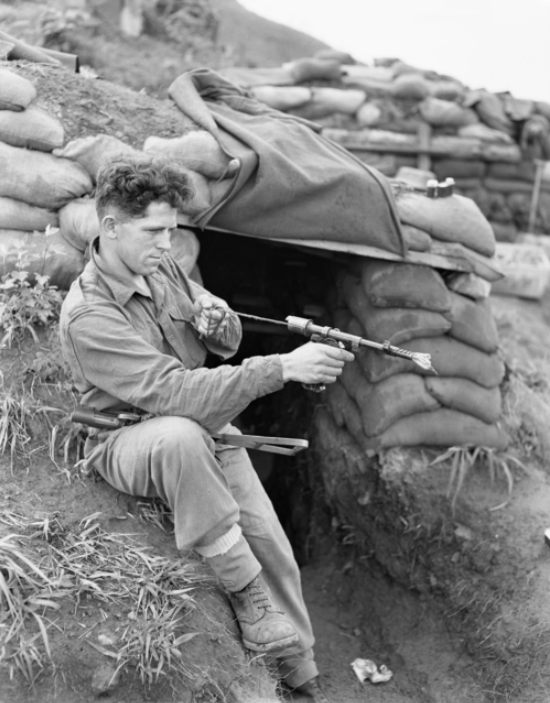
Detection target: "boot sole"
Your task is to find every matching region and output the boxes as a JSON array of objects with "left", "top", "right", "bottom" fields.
[{"left": 242, "top": 632, "right": 300, "bottom": 654}]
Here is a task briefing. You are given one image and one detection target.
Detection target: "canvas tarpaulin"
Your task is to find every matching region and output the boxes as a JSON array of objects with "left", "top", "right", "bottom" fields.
[{"left": 168, "top": 69, "right": 405, "bottom": 255}]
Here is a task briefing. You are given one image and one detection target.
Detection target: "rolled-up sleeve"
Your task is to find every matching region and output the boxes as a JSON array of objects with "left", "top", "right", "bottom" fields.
[{"left": 67, "top": 304, "right": 284, "bottom": 433}]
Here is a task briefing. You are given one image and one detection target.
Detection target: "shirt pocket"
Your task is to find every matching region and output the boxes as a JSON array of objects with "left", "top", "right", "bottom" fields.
[{"left": 164, "top": 304, "right": 207, "bottom": 369}]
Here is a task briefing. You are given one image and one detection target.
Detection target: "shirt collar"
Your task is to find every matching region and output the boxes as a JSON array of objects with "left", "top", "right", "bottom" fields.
[{"left": 88, "top": 237, "right": 162, "bottom": 307}]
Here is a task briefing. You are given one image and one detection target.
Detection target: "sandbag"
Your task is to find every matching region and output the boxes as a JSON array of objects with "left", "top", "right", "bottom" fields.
[
  {"left": 419, "top": 97, "right": 478, "bottom": 128},
  {"left": 284, "top": 58, "right": 342, "bottom": 83},
  {"left": 390, "top": 73, "right": 431, "bottom": 100},
  {"left": 458, "top": 123, "right": 514, "bottom": 144},
  {"left": 464, "top": 90, "right": 514, "bottom": 135},
  {"left": 355, "top": 102, "right": 383, "bottom": 127},
  {"left": 342, "top": 368, "right": 440, "bottom": 437},
  {"left": 0, "top": 106, "right": 64, "bottom": 151},
  {"left": 53, "top": 135, "right": 137, "bottom": 183},
  {"left": 370, "top": 409, "right": 509, "bottom": 450},
  {"left": 340, "top": 275, "right": 451, "bottom": 345},
  {"left": 487, "top": 161, "right": 536, "bottom": 182},
  {"left": 446, "top": 272, "right": 491, "bottom": 300},
  {"left": 0, "top": 68, "right": 36, "bottom": 111},
  {"left": 169, "top": 228, "right": 200, "bottom": 274},
  {"left": 349, "top": 324, "right": 505, "bottom": 388},
  {"left": 306, "top": 87, "right": 366, "bottom": 116},
  {"left": 360, "top": 260, "right": 451, "bottom": 312},
  {"left": 429, "top": 80, "right": 465, "bottom": 102},
  {"left": 144, "top": 131, "right": 239, "bottom": 180},
  {"left": 0, "top": 229, "right": 85, "bottom": 289},
  {"left": 0, "top": 142, "right": 93, "bottom": 209},
  {"left": 395, "top": 167, "right": 435, "bottom": 189},
  {"left": 432, "top": 159, "right": 487, "bottom": 180},
  {"left": 0, "top": 196, "right": 58, "bottom": 232},
  {"left": 250, "top": 86, "right": 311, "bottom": 112},
  {"left": 425, "top": 376, "right": 501, "bottom": 424},
  {"left": 401, "top": 223, "right": 432, "bottom": 252},
  {"left": 484, "top": 178, "right": 546, "bottom": 195},
  {"left": 314, "top": 49, "right": 355, "bottom": 65},
  {"left": 490, "top": 222, "right": 518, "bottom": 243},
  {"left": 395, "top": 190, "right": 496, "bottom": 257},
  {"left": 535, "top": 101, "right": 550, "bottom": 121},
  {"left": 325, "top": 382, "right": 368, "bottom": 450},
  {"left": 59, "top": 198, "right": 99, "bottom": 253},
  {"left": 445, "top": 290, "right": 499, "bottom": 353}
]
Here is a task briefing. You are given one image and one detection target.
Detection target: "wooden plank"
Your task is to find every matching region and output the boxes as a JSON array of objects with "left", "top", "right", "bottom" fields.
[{"left": 323, "top": 128, "right": 522, "bottom": 163}]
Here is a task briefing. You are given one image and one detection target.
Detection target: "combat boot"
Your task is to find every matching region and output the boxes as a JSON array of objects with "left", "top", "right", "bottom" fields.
[{"left": 229, "top": 576, "right": 299, "bottom": 654}]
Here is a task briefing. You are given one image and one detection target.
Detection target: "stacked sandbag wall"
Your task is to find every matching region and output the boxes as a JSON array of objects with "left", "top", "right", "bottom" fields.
[
  {"left": 322, "top": 186, "right": 508, "bottom": 451},
  {"left": 0, "top": 67, "right": 204, "bottom": 289},
  {"left": 0, "top": 67, "right": 90, "bottom": 288},
  {"left": 227, "top": 53, "right": 550, "bottom": 238}
]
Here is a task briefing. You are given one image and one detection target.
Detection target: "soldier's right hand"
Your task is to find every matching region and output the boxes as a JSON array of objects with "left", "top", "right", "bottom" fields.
[{"left": 279, "top": 342, "right": 354, "bottom": 385}]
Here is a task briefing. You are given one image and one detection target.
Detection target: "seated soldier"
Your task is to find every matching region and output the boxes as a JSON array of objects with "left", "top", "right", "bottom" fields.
[{"left": 59, "top": 154, "right": 353, "bottom": 701}]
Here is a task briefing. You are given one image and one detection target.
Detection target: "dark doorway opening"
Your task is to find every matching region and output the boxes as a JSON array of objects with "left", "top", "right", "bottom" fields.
[{"left": 194, "top": 228, "right": 338, "bottom": 563}]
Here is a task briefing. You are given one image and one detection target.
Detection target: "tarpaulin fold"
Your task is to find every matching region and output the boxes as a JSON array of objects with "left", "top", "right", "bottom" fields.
[{"left": 168, "top": 68, "right": 405, "bottom": 255}]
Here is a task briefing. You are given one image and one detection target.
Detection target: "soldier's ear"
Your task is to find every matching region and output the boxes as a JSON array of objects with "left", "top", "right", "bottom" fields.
[{"left": 102, "top": 215, "right": 118, "bottom": 240}]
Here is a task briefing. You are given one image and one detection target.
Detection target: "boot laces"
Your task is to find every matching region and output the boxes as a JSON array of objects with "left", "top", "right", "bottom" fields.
[{"left": 248, "top": 580, "right": 274, "bottom": 612}]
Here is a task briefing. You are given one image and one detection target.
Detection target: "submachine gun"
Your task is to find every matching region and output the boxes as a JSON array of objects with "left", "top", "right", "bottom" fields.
[
  {"left": 236, "top": 312, "right": 435, "bottom": 392},
  {"left": 71, "top": 312, "right": 435, "bottom": 453}
]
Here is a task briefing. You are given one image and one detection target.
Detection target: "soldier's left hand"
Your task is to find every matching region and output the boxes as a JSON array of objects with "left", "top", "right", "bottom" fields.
[{"left": 193, "top": 295, "right": 229, "bottom": 337}]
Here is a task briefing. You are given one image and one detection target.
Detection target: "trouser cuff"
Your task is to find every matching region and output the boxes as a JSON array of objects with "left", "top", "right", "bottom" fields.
[
  {"left": 278, "top": 649, "right": 318, "bottom": 689},
  {"left": 201, "top": 534, "right": 261, "bottom": 592}
]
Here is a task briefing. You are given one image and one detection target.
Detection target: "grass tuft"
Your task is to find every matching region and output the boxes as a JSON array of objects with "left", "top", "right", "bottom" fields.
[{"left": 430, "top": 446, "right": 526, "bottom": 513}]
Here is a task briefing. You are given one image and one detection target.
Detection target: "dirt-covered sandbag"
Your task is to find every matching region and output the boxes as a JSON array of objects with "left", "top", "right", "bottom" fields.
[
  {"left": 341, "top": 275, "right": 451, "bottom": 345},
  {"left": 339, "top": 366, "right": 440, "bottom": 437},
  {"left": 401, "top": 224, "right": 432, "bottom": 252},
  {"left": 0, "top": 68, "right": 36, "bottom": 111},
  {"left": 284, "top": 58, "right": 342, "bottom": 83},
  {"left": 360, "top": 260, "right": 451, "bottom": 312},
  {"left": 425, "top": 377, "right": 501, "bottom": 424},
  {"left": 59, "top": 198, "right": 99, "bottom": 253},
  {"left": 0, "top": 229, "right": 85, "bottom": 289},
  {"left": 144, "top": 132, "right": 239, "bottom": 180},
  {"left": 395, "top": 189, "right": 496, "bottom": 257},
  {"left": 53, "top": 135, "right": 138, "bottom": 183},
  {"left": 445, "top": 290, "right": 499, "bottom": 353},
  {"left": 250, "top": 86, "right": 311, "bottom": 112},
  {"left": 0, "top": 196, "right": 58, "bottom": 232},
  {"left": 369, "top": 408, "right": 509, "bottom": 450},
  {"left": 458, "top": 123, "right": 514, "bottom": 143},
  {"left": 325, "top": 381, "right": 367, "bottom": 450},
  {"left": 0, "top": 142, "right": 92, "bottom": 209},
  {"left": 432, "top": 159, "right": 487, "bottom": 180},
  {"left": 0, "top": 106, "right": 64, "bottom": 151},
  {"left": 419, "top": 97, "right": 478, "bottom": 128},
  {"left": 391, "top": 73, "right": 431, "bottom": 100}
]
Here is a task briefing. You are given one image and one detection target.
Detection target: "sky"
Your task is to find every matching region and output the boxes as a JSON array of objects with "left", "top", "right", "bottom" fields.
[{"left": 239, "top": 0, "right": 550, "bottom": 103}]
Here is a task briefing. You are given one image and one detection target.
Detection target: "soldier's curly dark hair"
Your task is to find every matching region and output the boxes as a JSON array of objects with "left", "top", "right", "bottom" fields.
[{"left": 95, "top": 154, "right": 194, "bottom": 220}]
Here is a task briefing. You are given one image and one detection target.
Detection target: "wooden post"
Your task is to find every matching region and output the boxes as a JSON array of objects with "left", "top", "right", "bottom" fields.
[
  {"left": 528, "top": 160, "right": 546, "bottom": 233},
  {"left": 417, "top": 122, "right": 432, "bottom": 171}
]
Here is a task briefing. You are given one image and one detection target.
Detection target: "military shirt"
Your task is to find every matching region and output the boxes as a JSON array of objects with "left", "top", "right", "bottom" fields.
[{"left": 60, "top": 240, "right": 284, "bottom": 434}]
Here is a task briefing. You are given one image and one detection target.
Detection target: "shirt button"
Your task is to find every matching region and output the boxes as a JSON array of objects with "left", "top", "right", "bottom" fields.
[{"left": 170, "top": 335, "right": 175, "bottom": 340}]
